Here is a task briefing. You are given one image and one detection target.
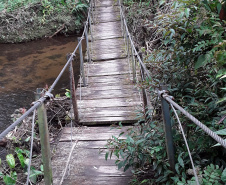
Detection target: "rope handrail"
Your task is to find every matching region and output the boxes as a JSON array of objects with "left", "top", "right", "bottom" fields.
[
  {"left": 161, "top": 92, "right": 226, "bottom": 148},
  {"left": 0, "top": 5, "right": 92, "bottom": 141},
  {"left": 118, "top": 0, "right": 226, "bottom": 149}
]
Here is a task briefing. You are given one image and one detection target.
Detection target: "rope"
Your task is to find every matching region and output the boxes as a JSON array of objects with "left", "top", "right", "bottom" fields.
[
  {"left": 0, "top": 98, "right": 44, "bottom": 141},
  {"left": 59, "top": 141, "right": 78, "bottom": 185},
  {"left": 170, "top": 104, "right": 200, "bottom": 185},
  {"left": 26, "top": 109, "right": 36, "bottom": 185},
  {"left": 162, "top": 93, "right": 226, "bottom": 148},
  {"left": 69, "top": 60, "right": 74, "bottom": 144}
]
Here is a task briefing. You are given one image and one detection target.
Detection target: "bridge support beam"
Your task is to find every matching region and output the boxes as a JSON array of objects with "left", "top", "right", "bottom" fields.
[
  {"left": 78, "top": 37, "right": 86, "bottom": 87},
  {"left": 67, "top": 54, "right": 79, "bottom": 125},
  {"left": 160, "top": 85, "right": 175, "bottom": 172},
  {"left": 35, "top": 88, "right": 53, "bottom": 185}
]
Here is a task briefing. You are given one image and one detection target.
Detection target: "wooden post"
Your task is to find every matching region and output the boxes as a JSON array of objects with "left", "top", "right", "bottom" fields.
[
  {"left": 89, "top": 16, "right": 93, "bottom": 41},
  {"left": 93, "top": 0, "right": 96, "bottom": 10},
  {"left": 160, "top": 85, "right": 175, "bottom": 172},
  {"left": 85, "top": 25, "right": 91, "bottom": 63},
  {"left": 126, "top": 32, "right": 129, "bottom": 56},
  {"left": 67, "top": 54, "right": 79, "bottom": 125},
  {"left": 131, "top": 47, "right": 136, "bottom": 83},
  {"left": 35, "top": 88, "right": 53, "bottom": 185},
  {"left": 139, "top": 53, "right": 149, "bottom": 119},
  {"left": 78, "top": 37, "right": 86, "bottom": 86}
]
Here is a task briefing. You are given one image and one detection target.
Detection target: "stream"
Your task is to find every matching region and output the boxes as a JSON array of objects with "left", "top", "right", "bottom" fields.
[{"left": 0, "top": 36, "right": 82, "bottom": 154}]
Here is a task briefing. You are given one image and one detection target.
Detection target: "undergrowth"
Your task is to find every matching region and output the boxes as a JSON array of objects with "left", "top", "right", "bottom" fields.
[
  {"left": 105, "top": 0, "right": 226, "bottom": 184},
  {"left": 0, "top": 0, "right": 89, "bottom": 43}
]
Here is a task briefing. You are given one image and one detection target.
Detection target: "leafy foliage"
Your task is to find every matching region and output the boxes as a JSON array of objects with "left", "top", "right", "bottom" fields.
[
  {"left": 0, "top": 148, "right": 43, "bottom": 185},
  {"left": 105, "top": 0, "right": 226, "bottom": 184}
]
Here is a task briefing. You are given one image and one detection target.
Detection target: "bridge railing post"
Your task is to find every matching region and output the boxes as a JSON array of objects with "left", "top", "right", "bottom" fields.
[
  {"left": 138, "top": 53, "right": 149, "bottom": 119},
  {"left": 35, "top": 88, "right": 53, "bottom": 185},
  {"left": 88, "top": 15, "right": 93, "bottom": 41},
  {"left": 84, "top": 23, "right": 91, "bottom": 63},
  {"left": 78, "top": 37, "right": 86, "bottom": 87},
  {"left": 159, "top": 85, "right": 175, "bottom": 172},
  {"left": 126, "top": 32, "right": 129, "bottom": 57},
  {"left": 131, "top": 47, "right": 136, "bottom": 83},
  {"left": 67, "top": 54, "right": 79, "bottom": 125}
]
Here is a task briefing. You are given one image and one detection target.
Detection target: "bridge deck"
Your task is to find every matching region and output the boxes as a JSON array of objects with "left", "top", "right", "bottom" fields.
[
  {"left": 52, "top": 1, "right": 142, "bottom": 184},
  {"left": 78, "top": 0, "right": 142, "bottom": 125},
  {"left": 52, "top": 126, "right": 131, "bottom": 184}
]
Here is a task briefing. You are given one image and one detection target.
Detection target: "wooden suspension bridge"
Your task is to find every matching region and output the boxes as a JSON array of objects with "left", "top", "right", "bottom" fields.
[
  {"left": 1, "top": 1, "right": 223, "bottom": 185},
  {"left": 51, "top": 0, "right": 144, "bottom": 184}
]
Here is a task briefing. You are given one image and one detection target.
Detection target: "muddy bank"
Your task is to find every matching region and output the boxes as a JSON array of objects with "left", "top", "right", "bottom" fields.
[{"left": 0, "top": 1, "right": 87, "bottom": 43}]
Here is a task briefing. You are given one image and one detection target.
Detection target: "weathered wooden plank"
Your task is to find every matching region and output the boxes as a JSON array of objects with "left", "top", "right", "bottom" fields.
[
  {"left": 55, "top": 141, "right": 108, "bottom": 149},
  {"left": 78, "top": 106, "right": 141, "bottom": 115},
  {"left": 92, "top": 38, "right": 125, "bottom": 47},
  {"left": 52, "top": 148, "right": 117, "bottom": 165},
  {"left": 77, "top": 89, "right": 140, "bottom": 99},
  {"left": 93, "top": 22, "right": 122, "bottom": 32},
  {"left": 79, "top": 84, "right": 138, "bottom": 91},
  {"left": 95, "top": 0, "right": 118, "bottom": 7},
  {"left": 86, "top": 70, "right": 130, "bottom": 77},
  {"left": 78, "top": 98, "right": 142, "bottom": 108},
  {"left": 92, "top": 48, "right": 126, "bottom": 56},
  {"left": 94, "top": 13, "right": 121, "bottom": 23},
  {"left": 53, "top": 165, "right": 131, "bottom": 177},
  {"left": 79, "top": 109, "right": 138, "bottom": 118},
  {"left": 79, "top": 117, "right": 140, "bottom": 125},
  {"left": 83, "top": 80, "right": 135, "bottom": 87},
  {"left": 59, "top": 132, "right": 126, "bottom": 142},
  {"left": 62, "top": 126, "right": 131, "bottom": 134},
  {"left": 84, "top": 59, "right": 129, "bottom": 74},
  {"left": 53, "top": 177, "right": 131, "bottom": 185},
  {"left": 95, "top": 6, "right": 120, "bottom": 13},
  {"left": 92, "top": 33, "right": 122, "bottom": 40},
  {"left": 91, "top": 52, "right": 127, "bottom": 61},
  {"left": 82, "top": 73, "right": 133, "bottom": 83}
]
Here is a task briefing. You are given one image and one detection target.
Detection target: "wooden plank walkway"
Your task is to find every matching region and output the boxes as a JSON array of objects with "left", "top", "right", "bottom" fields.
[
  {"left": 77, "top": 0, "right": 143, "bottom": 125},
  {"left": 52, "top": 126, "right": 131, "bottom": 184},
  {"left": 51, "top": 1, "right": 143, "bottom": 184}
]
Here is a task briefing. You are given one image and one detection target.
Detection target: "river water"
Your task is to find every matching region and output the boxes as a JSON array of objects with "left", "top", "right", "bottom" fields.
[{"left": 0, "top": 36, "right": 82, "bottom": 136}]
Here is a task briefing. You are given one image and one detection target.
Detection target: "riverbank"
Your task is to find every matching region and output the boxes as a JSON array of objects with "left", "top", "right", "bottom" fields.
[
  {"left": 0, "top": 0, "right": 88, "bottom": 43},
  {"left": 0, "top": 96, "right": 72, "bottom": 184}
]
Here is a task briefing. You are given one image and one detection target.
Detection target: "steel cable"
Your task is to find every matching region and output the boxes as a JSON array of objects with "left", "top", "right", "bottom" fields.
[
  {"left": 163, "top": 94, "right": 226, "bottom": 148},
  {"left": 170, "top": 104, "right": 200, "bottom": 185},
  {"left": 26, "top": 109, "right": 36, "bottom": 185}
]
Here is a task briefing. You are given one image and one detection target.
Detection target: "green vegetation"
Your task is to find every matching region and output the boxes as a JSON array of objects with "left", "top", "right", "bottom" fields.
[
  {"left": 0, "top": 0, "right": 88, "bottom": 43},
  {"left": 105, "top": 0, "right": 226, "bottom": 184},
  {"left": 0, "top": 148, "right": 43, "bottom": 185}
]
